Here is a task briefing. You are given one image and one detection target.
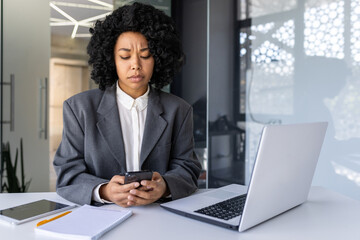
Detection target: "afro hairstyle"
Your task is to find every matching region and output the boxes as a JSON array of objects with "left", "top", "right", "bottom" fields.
[{"left": 87, "top": 2, "right": 185, "bottom": 90}]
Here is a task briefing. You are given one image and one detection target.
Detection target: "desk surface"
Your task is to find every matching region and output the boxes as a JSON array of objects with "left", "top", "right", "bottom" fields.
[{"left": 1, "top": 186, "right": 360, "bottom": 240}]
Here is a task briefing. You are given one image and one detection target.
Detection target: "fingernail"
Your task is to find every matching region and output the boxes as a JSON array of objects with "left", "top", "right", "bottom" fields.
[
  {"left": 134, "top": 182, "right": 140, "bottom": 188},
  {"left": 130, "top": 189, "right": 136, "bottom": 194},
  {"left": 141, "top": 181, "right": 146, "bottom": 185},
  {"left": 128, "top": 195, "right": 133, "bottom": 200}
]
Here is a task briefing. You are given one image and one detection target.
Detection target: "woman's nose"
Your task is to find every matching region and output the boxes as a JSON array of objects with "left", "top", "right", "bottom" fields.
[
  {"left": 131, "top": 58, "right": 142, "bottom": 70},
  {"left": 131, "top": 65, "right": 141, "bottom": 70}
]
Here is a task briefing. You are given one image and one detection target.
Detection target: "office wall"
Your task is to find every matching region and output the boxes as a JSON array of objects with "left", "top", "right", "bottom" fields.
[{"left": 51, "top": 34, "right": 89, "bottom": 61}]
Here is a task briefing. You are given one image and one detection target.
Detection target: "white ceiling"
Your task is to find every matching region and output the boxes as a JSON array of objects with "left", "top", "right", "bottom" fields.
[{"left": 50, "top": 0, "right": 114, "bottom": 38}]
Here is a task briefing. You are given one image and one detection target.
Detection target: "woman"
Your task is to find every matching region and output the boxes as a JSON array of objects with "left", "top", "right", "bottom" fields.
[{"left": 54, "top": 2, "right": 202, "bottom": 207}]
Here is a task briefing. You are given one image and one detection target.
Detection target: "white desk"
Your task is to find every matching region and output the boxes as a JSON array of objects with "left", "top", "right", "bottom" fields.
[{"left": 1, "top": 186, "right": 360, "bottom": 240}]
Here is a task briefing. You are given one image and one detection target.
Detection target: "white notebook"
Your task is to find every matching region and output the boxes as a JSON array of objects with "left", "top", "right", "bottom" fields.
[{"left": 35, "top": 205, "right": 132, "bottom": 240}]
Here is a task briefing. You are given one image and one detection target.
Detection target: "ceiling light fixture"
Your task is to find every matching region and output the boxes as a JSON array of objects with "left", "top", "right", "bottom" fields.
[
  {"left": 87, "top": 0, "right": 113, "bottom": 9},
  {"left": 50, "top": 0, "right": 113, "bottom": 39},
  {"left": 51, "top": 1, "right": 111, "bottom": 11},
  {"left": 50, "top": 2, "right": 77, "bottom": 23}
]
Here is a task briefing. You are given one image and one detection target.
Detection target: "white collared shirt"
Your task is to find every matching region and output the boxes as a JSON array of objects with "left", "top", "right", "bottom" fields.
[
  {"left": 92, "top": 82, "right": 149, "bottom": 203},
  {"left": 116, "top": 83, "right": 149, "bottom": 171}
]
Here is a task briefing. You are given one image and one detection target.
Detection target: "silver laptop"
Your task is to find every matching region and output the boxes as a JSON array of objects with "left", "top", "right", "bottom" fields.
[{"left": 161, "top": 122, "right": 328, "bottom": 232}]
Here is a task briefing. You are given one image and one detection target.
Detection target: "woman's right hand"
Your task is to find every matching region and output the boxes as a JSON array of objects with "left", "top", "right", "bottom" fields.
[{"left": 99, "top": 175, "right": 140, "bottom": 207}]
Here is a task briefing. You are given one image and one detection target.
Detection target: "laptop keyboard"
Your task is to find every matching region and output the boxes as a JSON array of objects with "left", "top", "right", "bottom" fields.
[{"left": 194, "top": 194, "right": 247, "bottom": 221}]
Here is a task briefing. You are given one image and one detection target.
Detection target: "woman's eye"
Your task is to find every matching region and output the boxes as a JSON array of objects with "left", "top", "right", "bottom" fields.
[
  {"left": 141, "top": 55, "right": 151, "bottom": 59},
  {"left": 120, "top": 56, "right": 130, "bottom": 60}
]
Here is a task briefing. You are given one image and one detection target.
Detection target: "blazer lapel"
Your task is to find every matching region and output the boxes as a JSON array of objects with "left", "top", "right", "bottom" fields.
[
  {"left": 96, "top": 85, "right": 127, "bottom": 172},
  {"left": 140, "top": 89, "right": 167, "bottom": 167}
]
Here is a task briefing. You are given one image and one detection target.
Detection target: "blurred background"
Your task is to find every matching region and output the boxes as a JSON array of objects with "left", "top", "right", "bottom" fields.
[{"left": 1, "top": 0, "right": 360, "bottom": 201}]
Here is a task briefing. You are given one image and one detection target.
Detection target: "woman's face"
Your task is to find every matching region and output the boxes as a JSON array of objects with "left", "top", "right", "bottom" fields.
[{"left": 114, "top": 31, "right": 154, "bottom": 98}]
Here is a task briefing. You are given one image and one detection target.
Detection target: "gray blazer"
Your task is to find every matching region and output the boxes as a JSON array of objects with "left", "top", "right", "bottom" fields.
[{"left": 53, "top": 85, "right": 202, "bottom": 205}]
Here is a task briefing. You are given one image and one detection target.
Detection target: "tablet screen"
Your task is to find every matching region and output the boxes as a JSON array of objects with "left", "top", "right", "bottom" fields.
[{"left": 0, "top": 199, "right": 71, "bottom": 221}]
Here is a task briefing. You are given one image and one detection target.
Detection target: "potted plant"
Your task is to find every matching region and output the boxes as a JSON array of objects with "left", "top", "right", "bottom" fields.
[{"left": 1, "top": 138, "right": 31, "bottom": 192}]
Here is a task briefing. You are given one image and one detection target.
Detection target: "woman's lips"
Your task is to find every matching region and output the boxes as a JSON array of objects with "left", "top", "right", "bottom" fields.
[{"left": 128, "top": 75, "right": 144, "bottom": 82}]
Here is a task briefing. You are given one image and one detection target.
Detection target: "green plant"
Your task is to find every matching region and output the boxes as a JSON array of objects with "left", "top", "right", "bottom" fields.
[{"left": 1, "top": 138, "right": 31, "bottom": 192}]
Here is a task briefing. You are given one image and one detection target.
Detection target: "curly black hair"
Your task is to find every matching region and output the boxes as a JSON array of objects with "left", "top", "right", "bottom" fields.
[{"left": 87, "top": 2, "right": 185, "bottom": 90}]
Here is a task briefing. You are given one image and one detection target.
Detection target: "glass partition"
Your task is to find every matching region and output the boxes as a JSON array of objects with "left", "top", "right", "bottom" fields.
[
  {"left": 237, "top": 0, "right": 360, "bottom": 200},
  {"left": 0, "top": 0, "right": 3, "bottom": 191},
  {"left": 1, "top": 0, "right": 50, "bottom": 192}
]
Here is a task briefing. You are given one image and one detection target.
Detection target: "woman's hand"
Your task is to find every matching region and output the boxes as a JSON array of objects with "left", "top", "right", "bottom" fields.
[
  {"left": 99, "top": 175, "right": 140, "bottom": 207},
  {"left": 126, "top": 172, "right": 169, "bottom": 206}
]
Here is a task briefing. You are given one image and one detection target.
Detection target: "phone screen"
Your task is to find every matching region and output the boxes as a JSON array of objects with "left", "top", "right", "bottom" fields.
[{"left": 125, "top": 171, "right": 153, "bottom": 184}]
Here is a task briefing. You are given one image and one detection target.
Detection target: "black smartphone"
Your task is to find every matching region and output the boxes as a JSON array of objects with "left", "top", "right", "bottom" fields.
[{"left": 124, "top": 170, "right": 153, "bottom": 184}]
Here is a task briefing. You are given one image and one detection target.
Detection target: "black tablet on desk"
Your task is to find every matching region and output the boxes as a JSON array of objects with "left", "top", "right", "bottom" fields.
[{"left": 0, "top": 199, "right": 76, "bottom": 225}]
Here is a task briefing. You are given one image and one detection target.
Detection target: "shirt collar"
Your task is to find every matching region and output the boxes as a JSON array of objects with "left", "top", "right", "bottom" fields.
[{"left": 116, "top": 82, "right": 149, "bottom": 111}]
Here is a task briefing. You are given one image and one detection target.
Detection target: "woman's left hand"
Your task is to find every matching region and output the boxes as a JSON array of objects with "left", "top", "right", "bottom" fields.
[{"left": 126, "top": 171, "right": 169, "bottom": 206}]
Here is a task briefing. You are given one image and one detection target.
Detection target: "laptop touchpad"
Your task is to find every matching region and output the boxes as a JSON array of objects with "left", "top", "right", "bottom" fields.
[{"left": 204, "top": 190, "right": 239, "bottom": 200}]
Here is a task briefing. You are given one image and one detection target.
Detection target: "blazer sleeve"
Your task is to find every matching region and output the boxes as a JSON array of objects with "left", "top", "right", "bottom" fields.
[
  {"left": 162, "top": 106, "right": 202, "bottom": 200},
  {"left": 53, "top": 100, "right": 107, "bottom": 205}
]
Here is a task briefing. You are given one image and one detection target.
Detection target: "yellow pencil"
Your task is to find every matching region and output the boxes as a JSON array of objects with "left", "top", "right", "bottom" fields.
[{"left": 36, "top": 211, "right": 72, "bottom": 227}]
